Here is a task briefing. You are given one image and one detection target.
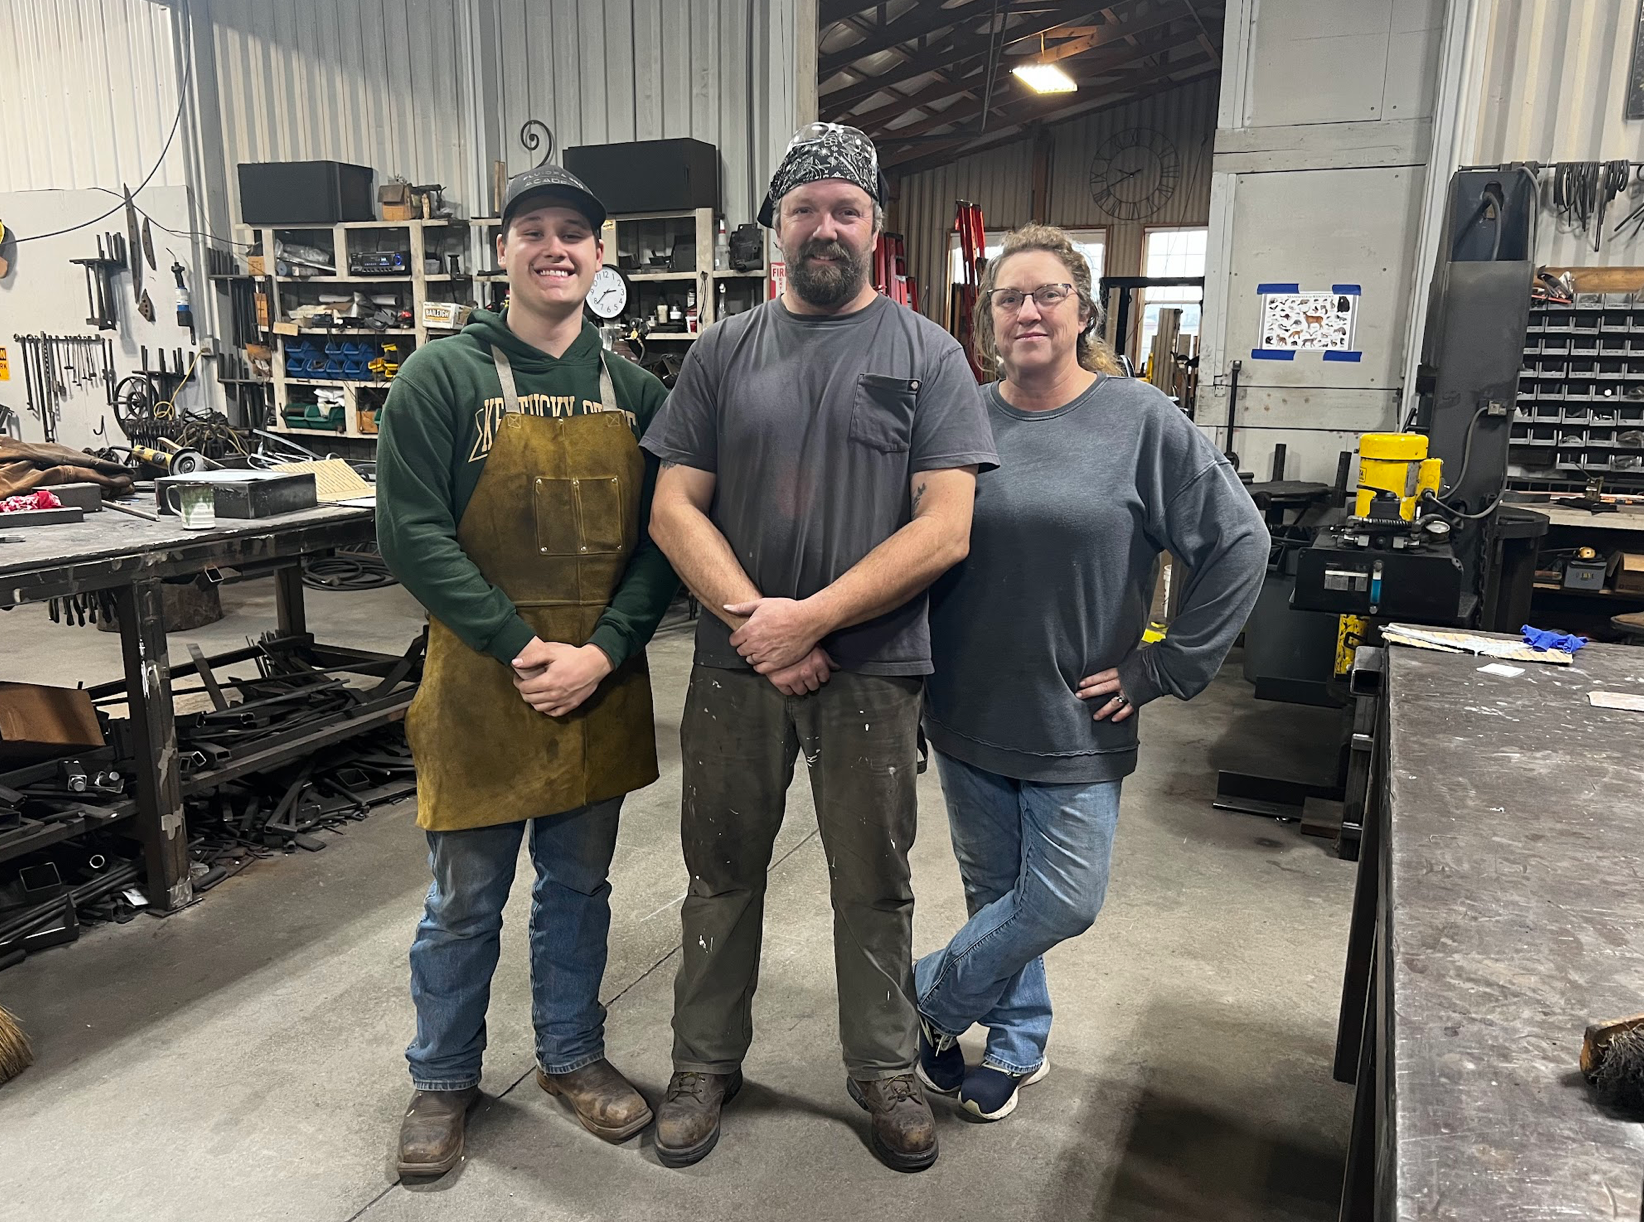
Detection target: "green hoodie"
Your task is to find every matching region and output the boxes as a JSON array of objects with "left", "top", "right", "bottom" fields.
[{"left": 376, "top": 309, "right": 676, "bottom": 668}]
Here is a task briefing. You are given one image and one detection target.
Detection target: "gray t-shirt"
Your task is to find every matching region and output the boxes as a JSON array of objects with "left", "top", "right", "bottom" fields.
[
  {"left": 924, "top": 376, "right": 1269, "bottom": 782},
  {"left": 640, "top": 295, "right": 998, "bottom": 675}
]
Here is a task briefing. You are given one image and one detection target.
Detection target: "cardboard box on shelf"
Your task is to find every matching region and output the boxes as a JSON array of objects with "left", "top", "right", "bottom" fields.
[
  {"left": 379, "top": 180, "right": 412, "bottom": 222},
  {"left": 1615, "top": 552, "right": 1644, "bottom": 594},
  {"left": 247, "top": 254, "right": 266, "bottom": 276},
  {"left": 421, "top": 302, "right": 472, "bottom": 330}
]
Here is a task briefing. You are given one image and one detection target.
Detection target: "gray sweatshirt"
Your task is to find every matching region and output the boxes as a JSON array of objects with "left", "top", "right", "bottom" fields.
[{"left": 924, "top": 375, "right": 1269, "bottom": 783}]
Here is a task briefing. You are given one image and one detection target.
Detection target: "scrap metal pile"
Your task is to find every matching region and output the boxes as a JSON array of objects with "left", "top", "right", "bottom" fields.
[{"left": 0, "top": 632, "right": 423, "bottom": 965}]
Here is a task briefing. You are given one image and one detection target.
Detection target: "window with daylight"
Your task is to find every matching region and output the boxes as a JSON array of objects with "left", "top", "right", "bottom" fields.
[
  {"left": 949, "top": 229, "right": 1106, "bottom": 290},
  {"left": 1138, "top": 226, "right": 1207, "bottom": 357}
]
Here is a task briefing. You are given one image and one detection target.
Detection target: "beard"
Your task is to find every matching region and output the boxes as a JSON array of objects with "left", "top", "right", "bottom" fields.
[{"left": 788, "top": 236, "right": 870, "bottom": 308}]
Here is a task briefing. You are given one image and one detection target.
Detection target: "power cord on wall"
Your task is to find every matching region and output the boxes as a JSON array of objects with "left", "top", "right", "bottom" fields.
[{"left": 1551, "top": 159, "right": 1633, "bottom": 253}]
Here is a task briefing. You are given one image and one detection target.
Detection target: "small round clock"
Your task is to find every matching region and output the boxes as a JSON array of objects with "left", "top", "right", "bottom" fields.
[
  {"left": 1088, "top": 128, "right": 1182, "bottom": 222},
  {"left": 587, "top": 266, "right": 630, "bottom": 319}
]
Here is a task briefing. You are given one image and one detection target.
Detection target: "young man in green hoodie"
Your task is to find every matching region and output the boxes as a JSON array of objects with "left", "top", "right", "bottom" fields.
[{"left": 375, "top": 165, "right": 676, "bottom": 1177}]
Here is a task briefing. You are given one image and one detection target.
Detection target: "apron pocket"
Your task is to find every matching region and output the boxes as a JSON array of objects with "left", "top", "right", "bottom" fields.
[
  {"left": 533, "top": 477, "right": 579, "bottom": 556},
  {"left": 573, "top": 474, "right": 628, "bottom": 555},
  {"left": 532, "top": 475, "right": 626, "bottom": 556}
]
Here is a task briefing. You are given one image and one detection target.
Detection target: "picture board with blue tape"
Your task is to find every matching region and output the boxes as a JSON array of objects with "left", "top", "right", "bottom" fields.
[{"left": 1253, "top": 285, "right": 1360, "bottom": 361}]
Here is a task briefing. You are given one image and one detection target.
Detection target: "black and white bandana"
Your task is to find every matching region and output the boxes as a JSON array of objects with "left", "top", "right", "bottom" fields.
[{"left": 758, "top": 123, "right": 886, "bottom": 228}]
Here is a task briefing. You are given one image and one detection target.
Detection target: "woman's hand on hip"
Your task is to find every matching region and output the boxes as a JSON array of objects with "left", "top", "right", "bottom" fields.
[
  {"left": 511, "top": 639, "right": 613, "bottom": 717},
  {"left": 1076, "top": 667, "right": 1135, "bottom": 724}
]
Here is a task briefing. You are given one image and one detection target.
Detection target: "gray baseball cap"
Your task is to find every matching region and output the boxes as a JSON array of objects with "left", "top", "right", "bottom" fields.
[{"left": 501, "top": 164, "right": 606, "bottom": 230}]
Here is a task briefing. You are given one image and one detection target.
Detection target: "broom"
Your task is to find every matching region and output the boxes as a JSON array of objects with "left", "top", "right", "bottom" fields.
[
  {"left": 1581, "top": 1013, "right": 1644, "bottom": 1114},
  {"left": 0, "top": 1001, "right": 32, "bottom": 1086}
]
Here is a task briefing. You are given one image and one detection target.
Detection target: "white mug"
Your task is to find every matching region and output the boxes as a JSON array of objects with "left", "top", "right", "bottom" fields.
[{"left": 165, "top": 483, "right": 216, "bottom": 530}]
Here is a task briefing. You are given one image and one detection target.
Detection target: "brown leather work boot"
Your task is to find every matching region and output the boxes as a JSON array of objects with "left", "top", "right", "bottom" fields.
[
  {"left": 396, "top": 1087, "right": 482, "bottom": 1178},
  {"left": 847, "top": 1073, "right": 938, "bottom": 1172},
  {"left": 654, "top": 1069, "right": 743, "bottom": 1168},
  {"left": 536, "top": 1058, "right": 654, "bottom": 1142}
]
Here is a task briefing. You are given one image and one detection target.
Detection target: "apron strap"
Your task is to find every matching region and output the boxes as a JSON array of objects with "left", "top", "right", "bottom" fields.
[
  {"left": 493, "top": 343, "right": 621, "bottom": 416},
  {"left": 596, "top": 351, "right": 618, "bottom": 415},
  {"left": 491, "top": 344, "right": 523, "bottom": 415}
]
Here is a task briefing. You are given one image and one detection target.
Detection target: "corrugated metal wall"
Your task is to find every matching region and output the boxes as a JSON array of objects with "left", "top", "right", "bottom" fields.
[
  {"left": 894, "top": 76, "right": 1219, "bottom": 324},
  {"left": 494, "top": 0, "right": 784, "bottom": 228},
  {"left": 894, "top": 140, "right": 1034, "bottom": 325},
  {"left": 0, "top": 0, "right": 793, "bottom": 229},
  {"left": 0, "top": 0, "right": 188, "bottom": 192},
  {"left": 209, "top": 0, "right": 478, "bottom": 227},
  {"left": 1469, "top": 0, "right": 1644, "bottom": 267}
]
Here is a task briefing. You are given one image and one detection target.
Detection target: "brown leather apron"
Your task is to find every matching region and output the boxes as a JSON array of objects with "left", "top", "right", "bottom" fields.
[{"left": 405, "top": 345, "right": 659, "bottom": 831}]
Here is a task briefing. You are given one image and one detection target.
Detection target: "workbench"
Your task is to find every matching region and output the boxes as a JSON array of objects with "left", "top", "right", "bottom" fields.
[
  {"left": 0, "top": 503, "right": 394, "bottom": 911},
  {"left": 1520, "top": 500, "right": 1644, "bottom": 626},
  {"left": 1337, "top": 643, "right": 1644, "bottom": 1219}
]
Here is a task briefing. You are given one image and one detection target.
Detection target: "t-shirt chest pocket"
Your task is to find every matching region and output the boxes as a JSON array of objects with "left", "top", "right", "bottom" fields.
[{"left": 849, "top": 373, "right": 919, "bottom": 453}]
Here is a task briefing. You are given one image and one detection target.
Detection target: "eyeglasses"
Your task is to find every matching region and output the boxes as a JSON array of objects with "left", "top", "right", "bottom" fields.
[
  {"left": 986, "top": 283, "right": 1075, "bottom": 312},
  {"left": 789, "top": 122, "right": 870, "bottom": 148}
]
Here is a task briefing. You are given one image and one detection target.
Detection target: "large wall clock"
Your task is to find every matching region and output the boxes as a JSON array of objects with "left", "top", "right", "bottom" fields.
[{"left": 1088, "top": 128, "right": 1181, "bottom": 222}]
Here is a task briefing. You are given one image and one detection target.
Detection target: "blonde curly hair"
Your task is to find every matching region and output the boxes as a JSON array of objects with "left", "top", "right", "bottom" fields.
[{"left": 971, "top": 223, "right": 1123, "bottom": 379}]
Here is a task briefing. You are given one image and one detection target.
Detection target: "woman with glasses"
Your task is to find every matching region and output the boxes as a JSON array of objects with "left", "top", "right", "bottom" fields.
[{"left": 914, "top": 224, "right": 1267, "bottom": 1121}]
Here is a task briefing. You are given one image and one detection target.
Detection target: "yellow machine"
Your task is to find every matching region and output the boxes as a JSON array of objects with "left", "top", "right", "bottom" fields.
[
  {"left": 1353, "top": 432, "right": 1443, "bottom": 521},
  {"left": 1330, "top": 433, "right": 1446, "bottom": 673}
]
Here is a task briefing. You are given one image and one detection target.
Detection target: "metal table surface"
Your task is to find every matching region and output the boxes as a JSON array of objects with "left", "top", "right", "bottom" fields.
[
  {"left": 1381, "top": 644, "right": 1644, "bottom": 1219},
  {"left": 0, "top": 503, "right": 380, "bottom": 911},
  {"left": 0, "top": 503, "right": 374, "bottom": 601}
]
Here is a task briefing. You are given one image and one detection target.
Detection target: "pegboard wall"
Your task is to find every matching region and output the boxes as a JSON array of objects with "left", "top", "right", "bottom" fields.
[{"left": 0, "top": 186, "right": 223, "bottom": 451}]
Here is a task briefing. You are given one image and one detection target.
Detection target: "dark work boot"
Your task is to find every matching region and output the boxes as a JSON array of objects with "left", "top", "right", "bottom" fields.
[
  {"left": 847, "top": 1073, "right": 938, "bottom": 1172},
  {"left": 654, "top": 1069, "right": 743, "bottom": 1168},
  {"left": 396, "top": 1087, "right": 482, "bottom": 1178},
  {"left": 536, "top": 1058, "right": 653, "bottom": 1142}
]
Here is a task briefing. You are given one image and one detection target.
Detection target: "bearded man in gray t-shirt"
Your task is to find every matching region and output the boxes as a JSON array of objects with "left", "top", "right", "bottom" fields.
[{"left": 642, "top": 123, "right": 998, "bottom": 1174}]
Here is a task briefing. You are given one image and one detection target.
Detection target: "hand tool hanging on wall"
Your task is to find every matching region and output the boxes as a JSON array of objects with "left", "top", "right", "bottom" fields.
[
  {"left": 170, "top": 257, "right": 195, "bottom": 343},
  {"left": 69, "top": 235, "right": 125, "bottom": 331},
  {"left": 141, "top": 218, "right": 156, "bottom": 272},
  {"left": 10, "top": 335, "right": 118, "bottom": 443},
  {"left": 122, "top": 186, "right": 143, "bottom": 305},
  {"left": 14, "top": 333, "right": 39, "bottom": 438}
]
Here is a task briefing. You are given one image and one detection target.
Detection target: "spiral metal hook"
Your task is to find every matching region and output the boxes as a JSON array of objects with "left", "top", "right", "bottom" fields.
[{"left": 519, "top": 120, "right": 554, "bottom": 168}]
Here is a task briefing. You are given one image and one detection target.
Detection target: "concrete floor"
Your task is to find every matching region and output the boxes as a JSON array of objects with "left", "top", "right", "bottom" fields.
[{"left": 0, "top": 580, "right": 1355, "bottom": 1222}]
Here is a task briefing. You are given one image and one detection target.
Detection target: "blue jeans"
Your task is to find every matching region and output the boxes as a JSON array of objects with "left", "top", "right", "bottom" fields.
[
  {"left": 915, "top": 752, "right": 1120, "bottom": 1075},
  {"left": 406, "top": 799, "right": 622, "bottom": 1091}
]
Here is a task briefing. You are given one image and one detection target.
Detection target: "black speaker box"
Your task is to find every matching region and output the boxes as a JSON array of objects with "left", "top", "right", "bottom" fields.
[
  {"left": 564, "top": 139, "right": 720, "bottom": 215},
  {"left": 238, "top": 160, "right": 375, "bottom": 225}
]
